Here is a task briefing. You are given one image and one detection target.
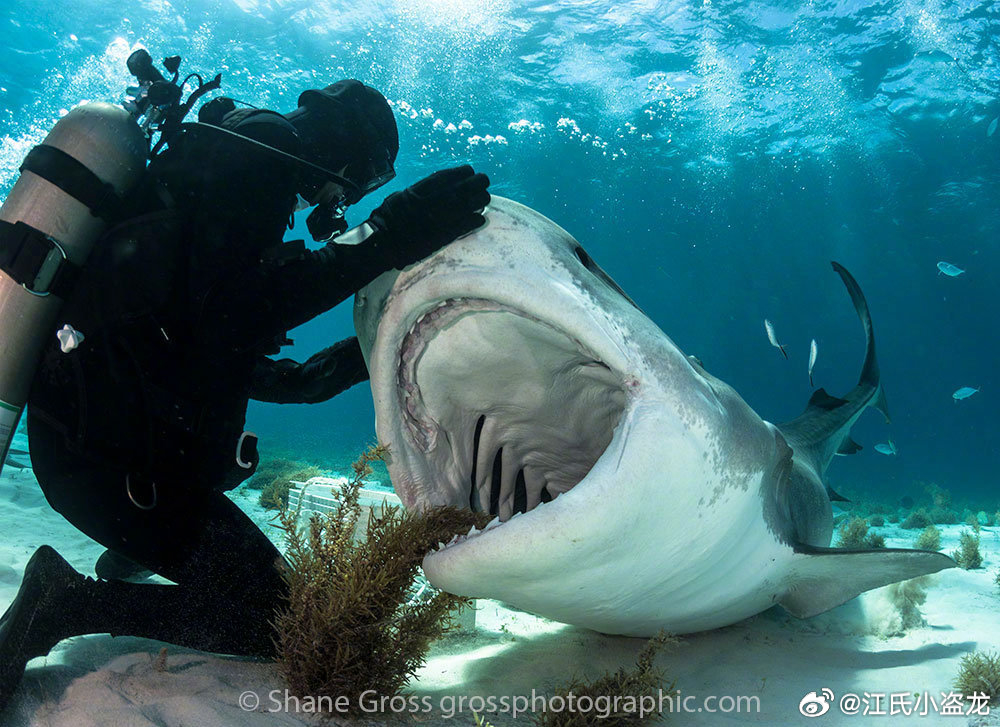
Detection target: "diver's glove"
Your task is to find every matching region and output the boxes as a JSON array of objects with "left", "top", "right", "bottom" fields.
[{"left": 365, "top": 164, "right": 490, "bottom": 269}]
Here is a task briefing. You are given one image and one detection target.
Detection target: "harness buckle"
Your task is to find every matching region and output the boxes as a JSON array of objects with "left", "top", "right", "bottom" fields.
[{"left": 0, "top": 220, "right": 69, "bottom": 297}]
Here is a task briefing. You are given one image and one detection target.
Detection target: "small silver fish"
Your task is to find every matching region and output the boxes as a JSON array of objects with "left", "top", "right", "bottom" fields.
[
  {"left": 953, "top": 386, "right": 980, "bottom": 401},
  {"left": 764, "top": 319, "right": 787, "bottom": 359},
  {"left": 937, "top": 261, "right": 965, "bottom": 277},
  {"left": 989, "top": 117, "right": 998, "bottom": 138},
  {"left": 874, "top": 440, "right": 897, "bottom": 456},
  {"left": 808, "top": 338, "right": 818, "bottom": 386}
]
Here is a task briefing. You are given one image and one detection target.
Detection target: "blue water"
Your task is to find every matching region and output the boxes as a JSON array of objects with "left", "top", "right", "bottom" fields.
[{"left": 1, "top": 0, "right": 997, "bottom": 506}]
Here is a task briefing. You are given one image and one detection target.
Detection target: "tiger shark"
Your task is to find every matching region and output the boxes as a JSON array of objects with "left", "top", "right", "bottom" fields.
[{"left": 352, "top": 196, "right": 955, "bottom": 636}]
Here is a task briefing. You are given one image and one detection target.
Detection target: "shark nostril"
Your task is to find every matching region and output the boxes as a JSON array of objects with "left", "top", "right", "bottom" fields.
[
  {"left": 489, "top": 448, "right": 503, "bottom": 517},
  {"left": 470, "top": 415, "right": 486, "bottom": 512}
]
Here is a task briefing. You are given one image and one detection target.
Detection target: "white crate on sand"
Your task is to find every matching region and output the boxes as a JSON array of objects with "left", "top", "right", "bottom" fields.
[{"left": 287, "top": 476, "right": 401, "bottom": 543}]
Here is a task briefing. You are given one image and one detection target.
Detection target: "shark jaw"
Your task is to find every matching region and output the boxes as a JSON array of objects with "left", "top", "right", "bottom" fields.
[
  {"left": 375, "top": 289, "right": 668, "bottom": 627},
  {"left": 388, "top": 291, "right": 636, "bottom": 555},
  {"left": 400, "top": 297, "right": 627, "bottom": 519},
  {"left": 406, "top": 293, "right": 646, "bottom": 575}
]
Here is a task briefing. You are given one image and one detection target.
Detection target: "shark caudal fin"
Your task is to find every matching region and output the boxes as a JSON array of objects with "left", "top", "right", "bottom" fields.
[
  {"left": 830, "top": 261, "right": 889, "bottom": 420},
  {"left": 777, "top": 263, "right": 889, "bottom": 482},
  {"left": 779, "top": 545, "right": 956, "bottom": 618}
]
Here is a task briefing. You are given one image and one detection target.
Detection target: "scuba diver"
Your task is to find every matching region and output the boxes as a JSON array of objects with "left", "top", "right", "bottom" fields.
[{"left": 0, "top": 51, "right": 490, "bottom": 711}]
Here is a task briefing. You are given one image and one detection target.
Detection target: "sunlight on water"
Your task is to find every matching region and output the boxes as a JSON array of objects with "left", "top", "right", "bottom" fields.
[{"left": 393, "top": 0, "right": 512, "bottom": 37}]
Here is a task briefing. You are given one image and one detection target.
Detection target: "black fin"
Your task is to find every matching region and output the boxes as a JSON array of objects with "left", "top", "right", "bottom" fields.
[
  {"left": 831, "top": 262, "right": 880, "bottom": 391},
  {"left": 836, "top": 437, "right": 863, "bottom": 455},
  {"left": 826, "top": 484, "right": 850, "bottom": 502},
  {"left": 808, "top": 388, "right": 848, "bottom": 411}
]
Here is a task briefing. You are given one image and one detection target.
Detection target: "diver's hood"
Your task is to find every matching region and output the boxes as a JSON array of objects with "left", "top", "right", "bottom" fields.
[{"left": 284, "top": 79, "right": 398, "bottom": 204}]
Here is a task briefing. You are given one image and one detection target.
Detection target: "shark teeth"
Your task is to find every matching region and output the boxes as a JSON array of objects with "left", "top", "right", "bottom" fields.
[{"left": 431, "top": 516, "right": 506, "bottom": 554}]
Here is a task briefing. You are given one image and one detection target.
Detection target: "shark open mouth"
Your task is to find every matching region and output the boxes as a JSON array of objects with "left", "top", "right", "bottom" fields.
[{"left": 396, "top": 297, "right": 627, "bottom": 543}]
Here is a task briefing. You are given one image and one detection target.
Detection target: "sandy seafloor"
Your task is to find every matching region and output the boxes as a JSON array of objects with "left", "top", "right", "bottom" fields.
[{"left": 1, "top": 456, "right": 999, "bottom": 727}]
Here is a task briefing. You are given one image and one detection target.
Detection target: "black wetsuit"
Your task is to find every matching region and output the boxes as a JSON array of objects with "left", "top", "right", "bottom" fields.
[{"left": 22, "top": 117, "right": 390, "bottom": 658}]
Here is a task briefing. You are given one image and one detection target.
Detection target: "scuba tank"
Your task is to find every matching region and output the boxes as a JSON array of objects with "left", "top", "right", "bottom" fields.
[{"left": 0, "top": 102, "right": 147, "bottom": 475}]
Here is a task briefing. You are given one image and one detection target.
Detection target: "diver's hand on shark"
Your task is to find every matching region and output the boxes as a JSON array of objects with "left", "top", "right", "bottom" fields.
[{"left": 367, "top": 164, "right": 491, "bottom": 269}]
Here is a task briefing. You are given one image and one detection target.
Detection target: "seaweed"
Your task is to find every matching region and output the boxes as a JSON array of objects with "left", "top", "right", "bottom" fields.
[
  {"left": 925, "top": 483, "right": 952, "bottom": 509},
  {"left": 952, "top": 530, "right": 983, "bottom": 570},
  {"left": 964, "top": 513, "right": 982, "bottom": 533},
  {"left": 249, "top": 457, "right": 324, "bottom": 510},
  {"left": 930, "top": 507, "right": 959, "bottom": 525},
  {"left": 868, "top": 514, "right": 885, "bottom": 527},
  {"left": 900, "top": 508, "right": 933, "bottom": 530},
  {"left": 272, "top": 444, "right": 491, "bottom": 718},
  {"left": 533, "top": 632, "right": 677, "bottom": 727},
  {"left": 835, "top": 517, "right": 884, "bottom": 549},
  {"left": 246, "top": 458, "right": 320, "bottom": 490},
  {"left": 864, "top": 532, "right": 886, "bottom": 549},
  {"left": 954, "top": 651, "right": 1000, "bottom": 704},
  {"left": 260, "top": 478, "right": 293, "bottom": 510},
  {"left": 914, "top": 525, "right": 941, "bottom": 551}
]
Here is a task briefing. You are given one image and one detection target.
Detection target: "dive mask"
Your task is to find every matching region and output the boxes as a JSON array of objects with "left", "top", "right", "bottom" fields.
[{"left": 299, "top": 148, "right": 396, "bottom": 242}]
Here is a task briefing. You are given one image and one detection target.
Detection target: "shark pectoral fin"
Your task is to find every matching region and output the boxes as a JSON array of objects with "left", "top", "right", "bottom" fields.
[
  {"left": 778, "top": 544, "right": 957, "bottom": 619},
  {"left": 825, "top": 484, "right": 850, "bottom": 502}
]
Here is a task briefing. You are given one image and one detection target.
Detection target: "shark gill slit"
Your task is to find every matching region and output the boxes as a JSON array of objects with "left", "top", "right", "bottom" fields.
[
  {"left": 489, "top": 448, "right": 503, "bottom": 516},
  {"left": 469, "top": 414, "right": 486, "bottom": 512},
  {"left": 513, "top": 469, "right": 527, "bottom": 515}
]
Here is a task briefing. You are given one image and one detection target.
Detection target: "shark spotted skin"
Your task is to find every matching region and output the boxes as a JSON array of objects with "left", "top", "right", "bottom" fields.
[{"left": 353, "top": 197, "right": 955, "bottom": 636}]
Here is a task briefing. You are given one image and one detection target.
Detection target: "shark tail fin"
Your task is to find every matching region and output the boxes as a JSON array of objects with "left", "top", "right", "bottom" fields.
[
  {"left": 830, "top": 261, "right": 891, "bottom": 422},
  {"left": 779, "top": 544, "right": 955, "bottom": 619},
  {"left": 777, "top": 264, "right": 889, "bottom": 473}
]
